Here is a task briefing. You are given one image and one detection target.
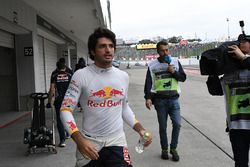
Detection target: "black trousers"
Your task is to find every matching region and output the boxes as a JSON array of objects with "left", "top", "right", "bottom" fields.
[
  {"left": 229, "top": 129, "right": 250, "bottom": 167},
  {"left": 54, "top": 99, "right": 66, "bottom": 143},
  {"left": 84, "top": 146, "right": 133, "bottom": 167}
]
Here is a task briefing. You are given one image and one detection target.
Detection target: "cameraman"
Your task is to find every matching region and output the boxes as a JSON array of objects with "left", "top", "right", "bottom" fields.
[
  {"left": 228, "top": 36, "right": 250, "bottom": 68},
  {"left": 221, "top": 35, "right": 250, "bottom": 167}
]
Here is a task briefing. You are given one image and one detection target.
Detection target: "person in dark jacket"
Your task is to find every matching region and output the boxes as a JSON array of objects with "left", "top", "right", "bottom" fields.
[
  {"left": 59, "top": 57, "right": 73, "bottom": 73},
  {"left": 74, "top": 57, "right": 86, "bottom": 72},
  {"left": 144, "top": 41, "right": 186, "bottom": 161},
  {"left": 222, "top": 36, "right": 250, "bottom": 167},
  {"left": 74, "top": 57, "right": 86, "bottom": 112},
  {"left": 47, "top": 58, "right": 73, "bottom": 147}
]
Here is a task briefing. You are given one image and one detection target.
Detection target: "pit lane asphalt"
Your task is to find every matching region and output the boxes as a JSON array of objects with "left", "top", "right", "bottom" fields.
[{"left": 0, "top": 66, "right": 234, "bottom": 167}]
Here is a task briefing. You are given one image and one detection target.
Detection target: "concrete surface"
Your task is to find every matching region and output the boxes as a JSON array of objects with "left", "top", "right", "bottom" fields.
[{"left": 0, "top": 66, "right": 236, "bottom": 167}]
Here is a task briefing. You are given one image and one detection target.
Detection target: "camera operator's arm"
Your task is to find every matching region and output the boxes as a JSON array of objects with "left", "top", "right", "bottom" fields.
[
  {"left": 228, "top": 45, "right": 248, "bottom": 60},
  {"left": 228, "top": 45, "right": 250, "bottom": 69}
]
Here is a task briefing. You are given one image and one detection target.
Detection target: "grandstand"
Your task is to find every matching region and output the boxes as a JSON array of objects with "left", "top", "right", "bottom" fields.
[{"left": 115, "top": 39, "right": 218, "bottom": 66}]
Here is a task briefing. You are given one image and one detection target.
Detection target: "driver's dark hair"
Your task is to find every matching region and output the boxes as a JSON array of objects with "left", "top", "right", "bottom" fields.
[{"left": 88, "top": 27, "right": 116, "bottom": 60}]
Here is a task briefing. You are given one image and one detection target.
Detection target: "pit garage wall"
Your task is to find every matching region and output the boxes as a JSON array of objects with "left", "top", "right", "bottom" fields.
[
  {"left": 0, "top": 0, "right": 91, "bottom": 111},
  {"left": 15, "top": 33, "right": 36, "bottom": 111},
  {"left": 0, "top": 0, "right": 37, "bottom": 111}
]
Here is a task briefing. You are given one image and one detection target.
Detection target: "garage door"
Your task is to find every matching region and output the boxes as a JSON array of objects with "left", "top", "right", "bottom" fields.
[
  {"left": 0, "top": 30, "right": 18, "bottom": 111},
  {"left": 0, "top": 29, "right": 14, "bottom": 48},
  {"left": 38, "top": 36, "right": 58, "bottom": 93}
]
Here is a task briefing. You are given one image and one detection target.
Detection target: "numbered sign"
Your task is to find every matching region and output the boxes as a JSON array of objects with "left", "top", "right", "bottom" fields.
[{"left": 24, "top": 47, "right": 33, "bottom": 56}]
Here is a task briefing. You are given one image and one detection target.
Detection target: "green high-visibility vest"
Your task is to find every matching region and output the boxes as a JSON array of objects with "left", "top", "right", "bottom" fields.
[
  {"left": 225, "top": 84, "right": 250, "bottom": 116},
  {"left": 222, "top": 69, "right": 250, "bottom": 130},
  {"left": 154, "top": 76, "right": 178, "bottom": 92},
  {"left": 148, "top": 59, "right": 180, "bottom": 95}
]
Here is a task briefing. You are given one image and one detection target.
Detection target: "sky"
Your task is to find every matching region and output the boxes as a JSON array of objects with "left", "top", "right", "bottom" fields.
[{"left": 109, "top": 0, "right": 250, "bottom": 42}]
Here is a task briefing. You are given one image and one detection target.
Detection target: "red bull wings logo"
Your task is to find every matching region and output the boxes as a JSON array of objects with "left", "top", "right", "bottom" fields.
[
  {"left": 88, "top": 86, "right": 124, "bottom": 108},
  {"left": 90, "top": 86, "right": 123, "bottom": 99}
]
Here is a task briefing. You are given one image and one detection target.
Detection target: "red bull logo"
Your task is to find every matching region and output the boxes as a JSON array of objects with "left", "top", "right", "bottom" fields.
[
  {"left": 90, "top": 86, "right": 124, "bottom": 99},
  {"left": 89, "top": 86, "right": 124, "bottom": 108},
  {"left": 110, "top": 88, "right": 123, "bottom": 96},
  {"left": 88, "top": 99, "right": 122, "bottom": 107},
  {"left": 57, "top": 74, "right": 69, "bottom": 82},
  {"left": 90, "top": 89, "right": 106, "bottom": 98}
]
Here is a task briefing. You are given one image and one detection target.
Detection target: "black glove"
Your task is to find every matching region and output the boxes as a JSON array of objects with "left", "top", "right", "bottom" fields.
[{"left": 46, "top": 103, "right": 52, "bottom": 108}]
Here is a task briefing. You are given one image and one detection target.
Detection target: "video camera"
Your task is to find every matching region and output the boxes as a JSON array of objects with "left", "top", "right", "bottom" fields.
[
  {"left": 200, "top": 20, "right": 249, "bottom": 76},
  {"left": 238, "top": 21, "right": 250, "bottom": 42},
  {"left": 200, "top": 20, "right": 249, "bottom": 96}
]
